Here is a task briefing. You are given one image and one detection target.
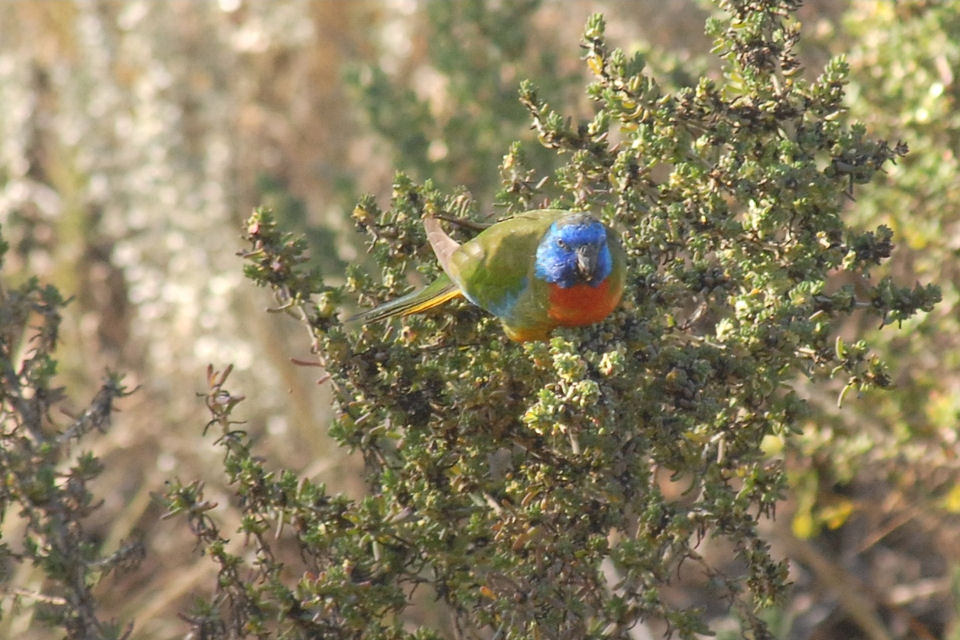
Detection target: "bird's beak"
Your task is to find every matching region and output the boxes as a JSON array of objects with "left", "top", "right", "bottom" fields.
[{"left": 576, "top": 244, "right": 599, "bottom": 281}]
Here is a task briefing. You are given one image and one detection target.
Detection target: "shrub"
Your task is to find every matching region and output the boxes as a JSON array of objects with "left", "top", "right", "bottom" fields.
[
  {"left": 168, "top": 1, "right": 940, "bottom": 638},
  {"left": 0, "top": 230, "right": 139, "bottom": 639}
]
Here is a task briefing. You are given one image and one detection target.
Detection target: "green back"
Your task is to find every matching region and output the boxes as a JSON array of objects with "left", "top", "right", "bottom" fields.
[{"left": 448, "top": 209, "right": 565, "bottom": 325}]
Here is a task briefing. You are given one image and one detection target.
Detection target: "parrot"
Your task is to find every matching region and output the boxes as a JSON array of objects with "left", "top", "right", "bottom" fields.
[{"left": 353, "top": 209, "right": 626, "bottom": 342}]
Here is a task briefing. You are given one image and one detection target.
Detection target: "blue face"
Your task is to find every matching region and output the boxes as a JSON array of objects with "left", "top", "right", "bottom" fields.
[{"left": 534, "top": 215, "right": 613, "bottom": 288}]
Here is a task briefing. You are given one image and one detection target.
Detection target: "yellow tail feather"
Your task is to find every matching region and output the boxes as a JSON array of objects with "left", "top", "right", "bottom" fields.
[
  {"left": 349, "top": 276, "right": 464, "bottom": 325},
  {"left": 399, "top": 287, "right": 463, "bottom": 316}
]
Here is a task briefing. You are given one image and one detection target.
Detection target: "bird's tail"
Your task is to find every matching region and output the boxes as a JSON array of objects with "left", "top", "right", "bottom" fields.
[{"left": 348, "top": 275, "right": 463, "bottom": 325}]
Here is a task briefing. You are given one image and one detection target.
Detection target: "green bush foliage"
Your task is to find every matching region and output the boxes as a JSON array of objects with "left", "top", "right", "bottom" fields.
[
  {"left": 771, "top": 4, "right": 960, "bottom": 635},
  {"left": 166, "top": 2, "right": 939, "bottom": 638},
  {"left": 791, "top": 0, "right": 960, "bottom": 527},
  {"left": 0, "top": 232, "right": 139, "bottom": 639},
  {"left": 345, "top": 0, "right": 579, "bottom": 202}
]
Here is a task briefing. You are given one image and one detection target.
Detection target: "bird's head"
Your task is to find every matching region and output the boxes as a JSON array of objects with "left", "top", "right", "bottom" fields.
[{"left": 534, "top": 213, "right": 614, "bottom": 288}]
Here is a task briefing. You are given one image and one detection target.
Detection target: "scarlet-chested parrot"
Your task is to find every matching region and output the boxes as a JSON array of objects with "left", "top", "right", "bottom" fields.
[{"left": 354, "top": 209, "right": 626, "bottom": 342}]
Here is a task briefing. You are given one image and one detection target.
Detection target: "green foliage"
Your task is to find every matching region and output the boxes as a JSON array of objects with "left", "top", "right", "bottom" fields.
[
  {"left": 826, "top": 0, "right": 960, "bottom": 437},
  {"left": 173, "top": 1, "right": 940, "bottom": 638},
  {"left": 0, "top": 227, "right": 139, "bottom": 639},
  {"left": 256, "top": 174, "right": 346, "bottom": 276},
  {"left": 345, "top": 0, "right": 578, "bottom": 201},
  {"left": 165, "top": 365, "right": 424, "bottom": 640},
  {"left": 776, "top": 4, "right": 960, "bottom": 630}
]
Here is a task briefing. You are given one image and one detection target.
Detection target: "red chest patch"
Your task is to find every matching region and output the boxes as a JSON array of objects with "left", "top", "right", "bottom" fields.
[{"left": 547, "top": 278, "right": 622, "bottom": 327}]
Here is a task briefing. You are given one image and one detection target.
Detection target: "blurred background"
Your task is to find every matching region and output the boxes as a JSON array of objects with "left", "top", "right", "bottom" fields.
[{"left": 1, "top": 1, "right": 957, "bottom": 638}]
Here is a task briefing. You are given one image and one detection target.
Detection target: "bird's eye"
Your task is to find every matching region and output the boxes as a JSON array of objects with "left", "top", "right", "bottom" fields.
[{"left": 556, "top": 239, "right": 567, "bottom": 249}]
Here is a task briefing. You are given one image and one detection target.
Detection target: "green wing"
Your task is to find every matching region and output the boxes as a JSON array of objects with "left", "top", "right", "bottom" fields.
[{"left": 448, "top": 209, "right": 565, "bottom": 321}]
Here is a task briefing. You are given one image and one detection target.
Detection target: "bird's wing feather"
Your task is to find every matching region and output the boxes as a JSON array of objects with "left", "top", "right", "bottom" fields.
[
  {"left": 423, "top": 215, "right": 461, "bottom": 281},
  {"left": 451, "top": 210, "right": 564, "bottom": 318}
]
